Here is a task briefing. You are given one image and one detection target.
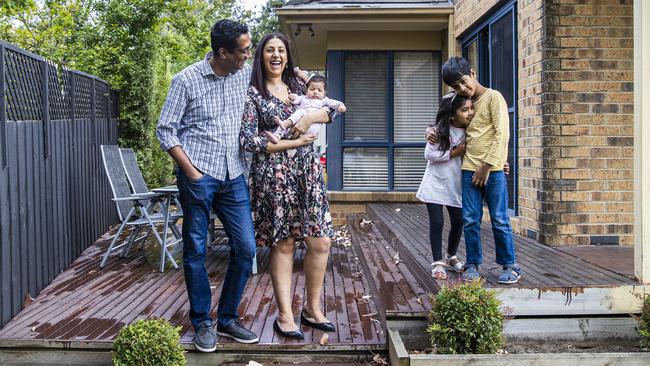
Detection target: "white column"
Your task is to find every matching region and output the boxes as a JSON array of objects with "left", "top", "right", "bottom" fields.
[
  {"left": 448, "top": 14, "right": 455, "bottom": 59},
  {"left": 634, "top": 0, "right": 650, "bottom": 283}
]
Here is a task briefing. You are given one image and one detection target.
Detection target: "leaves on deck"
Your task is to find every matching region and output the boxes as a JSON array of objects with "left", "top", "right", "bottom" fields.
[{"left": 319, "top": 332, "right": 329, "bottom": 346}]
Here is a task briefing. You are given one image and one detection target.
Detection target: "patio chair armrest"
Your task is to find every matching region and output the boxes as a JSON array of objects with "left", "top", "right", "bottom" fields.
[
  {"left": 151, "top": 186, "right": 179, "bottom": 194},
  {"left": 112, "top": 192, "right": 165, "bottom": 201}
]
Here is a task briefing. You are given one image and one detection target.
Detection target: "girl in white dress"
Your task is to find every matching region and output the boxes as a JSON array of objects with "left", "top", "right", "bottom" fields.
[{"left": 416, "top": 92, "right": 474, "bottom": 280}]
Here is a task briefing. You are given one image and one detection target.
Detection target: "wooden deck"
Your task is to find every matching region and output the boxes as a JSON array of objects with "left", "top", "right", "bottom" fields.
[
  {"left": 364, "top": 203, "right": 646, "bottom": 317},
  {"left": 368, "top": 203, "right": 637, "bottom": 288},
  {"left": 0, "top": 227, "right": 384, "bottom": 357},
  {"left": 1, "top": 203, "right": 647, "bottom": 364}
]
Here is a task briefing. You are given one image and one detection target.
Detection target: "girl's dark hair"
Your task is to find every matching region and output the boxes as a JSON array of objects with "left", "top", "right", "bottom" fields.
[
  {"left": 434, "top": 93, "right": 470, "bottom": 152},
  {"left": 250, "top": 33, "right": 301, "bottom": 100},
  {"left": 210, "top": 19, "right": 248, "bottom": 54},
  {"left": 307, "top": 74, "right": 327, "bottom": 90}
]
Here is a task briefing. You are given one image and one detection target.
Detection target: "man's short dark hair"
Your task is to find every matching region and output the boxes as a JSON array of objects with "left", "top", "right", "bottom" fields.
[
  {"left": 210, "top": 19, "right": 248, "bottom": 54},
  {"left": 307, "top": 74, "right": 327, "bottom": 90},
  {"left": 441, "top": 56, "right": 472, "bottom": 86}
]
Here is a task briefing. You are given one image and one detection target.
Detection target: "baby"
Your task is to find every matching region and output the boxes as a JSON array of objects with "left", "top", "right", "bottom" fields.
[{"left": 265, "top": 74, "right": 346, "bottom": 143}]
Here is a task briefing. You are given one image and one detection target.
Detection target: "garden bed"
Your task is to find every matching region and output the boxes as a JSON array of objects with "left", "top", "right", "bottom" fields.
[{"left": 388, "top": 329, "right": 650, "bottom": 366}]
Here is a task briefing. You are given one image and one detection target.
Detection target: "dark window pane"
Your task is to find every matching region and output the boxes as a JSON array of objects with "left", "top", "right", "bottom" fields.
[{"left": 490, "top": 10, "right": 514, "bottom": 107}]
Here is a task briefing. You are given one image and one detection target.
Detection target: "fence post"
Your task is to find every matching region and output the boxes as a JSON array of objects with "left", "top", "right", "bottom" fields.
[
  {"left": 40, "top": 60, "right": 49, "bottom": 158},
  {"left": 0, "top": 45, "right": 6, "bottom": 168}
]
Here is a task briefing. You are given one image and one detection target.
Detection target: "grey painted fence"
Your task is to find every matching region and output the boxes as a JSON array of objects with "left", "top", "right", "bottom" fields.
[{"left": 0, "top": 41, "right": 120, "bottom": 327}]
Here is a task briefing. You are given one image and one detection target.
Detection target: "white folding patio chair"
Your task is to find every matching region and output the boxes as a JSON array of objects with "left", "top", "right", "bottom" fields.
[{"left": 100, "top": 145, "right": 182, "bottom": 272}]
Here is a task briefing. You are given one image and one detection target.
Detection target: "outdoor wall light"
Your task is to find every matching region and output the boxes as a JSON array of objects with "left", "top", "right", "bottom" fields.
[{"left": 295, "top": 23, "right": 315, "bottom": 37}]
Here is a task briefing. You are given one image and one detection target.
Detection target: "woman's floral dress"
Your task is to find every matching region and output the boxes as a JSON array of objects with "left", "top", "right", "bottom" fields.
[{"left": 240, "top": 84, "right": 333, "bottom": 247}]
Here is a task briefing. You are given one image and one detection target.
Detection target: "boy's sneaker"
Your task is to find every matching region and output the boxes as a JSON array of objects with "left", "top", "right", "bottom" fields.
[
  {"left": 498, "top": 264, "right": 522, "bottom": 284},
  {"left": 462, "top": 264, "right": 481, "bottom": 281},
  {"left": 216, "top": 320, "right": 259, "bottom": 344},
  {"left": 193, "top": 320, "right": 217, "bottom": 352}
]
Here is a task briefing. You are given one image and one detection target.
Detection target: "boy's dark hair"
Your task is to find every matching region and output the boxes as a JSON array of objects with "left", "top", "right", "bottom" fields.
[
  {"left": 441, "top": 56, "right": 472, "bottom": 87},
  {"left": 210, "top": 19, "right": 248, "bottom": 54},
  {"left": 434, "top": 92, "right": 471, "bottom": 152},
  {"left": 307, "top": 74, "right": 327, "bottom": 90}
]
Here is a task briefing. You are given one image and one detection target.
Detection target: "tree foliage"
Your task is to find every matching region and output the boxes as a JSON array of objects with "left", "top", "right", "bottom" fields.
[{"left": 0, "top": 0, "right": 283, "bottom": 186}]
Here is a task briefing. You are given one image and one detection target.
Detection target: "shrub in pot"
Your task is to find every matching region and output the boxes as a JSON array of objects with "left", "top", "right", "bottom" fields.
[
  {"left": 113, "top": 318, "right": 185, "bottom": 366},
  {"left": 427, "top": 280, "right": 505, "bottom": 354}
]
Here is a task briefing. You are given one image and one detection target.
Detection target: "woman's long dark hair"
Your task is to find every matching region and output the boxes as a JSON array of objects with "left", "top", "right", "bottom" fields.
[
  {"left": 434, "top": 92, "right": 470, "bottom": 151},
  {"left": 250, "top": 32, "right": 302, "bottom": 100}
]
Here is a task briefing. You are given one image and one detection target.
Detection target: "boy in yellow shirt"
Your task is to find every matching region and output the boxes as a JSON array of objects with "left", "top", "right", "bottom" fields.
[{"left": 434, "top": 57, "right": 521, "bottom": 284}]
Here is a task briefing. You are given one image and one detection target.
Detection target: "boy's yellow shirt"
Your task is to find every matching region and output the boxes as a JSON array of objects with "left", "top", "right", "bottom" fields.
[{"left": 462, "top": 88, "right": 510, "bottom": 172}]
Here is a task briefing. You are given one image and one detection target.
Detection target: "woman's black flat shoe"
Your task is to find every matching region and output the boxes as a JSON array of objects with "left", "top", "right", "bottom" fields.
[
  {"left": 301, "top": 310, "right": 336, "bottom": 332},
  {"left": 273, "top": 319, "right": 304, "bottom": 339}
]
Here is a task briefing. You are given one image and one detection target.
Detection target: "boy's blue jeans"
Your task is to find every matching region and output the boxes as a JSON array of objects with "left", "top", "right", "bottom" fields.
[
  {"left": 461, "top": 170, "right": 516, "bottom": 267},
  {"left": 176, "top": 169, "right": 256, "bottom": 330}
]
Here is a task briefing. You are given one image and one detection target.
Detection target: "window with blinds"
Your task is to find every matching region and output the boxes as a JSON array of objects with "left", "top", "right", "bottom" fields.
[
  {"left": 338, "top": 51, "right": 440, "bottom": 191},
  {"left": 342, "top": 148, "right": 388, "bottom": 190},
  {"left": 343, "top": 53, "right": 387, "bottom": 141},
  {"left": 393, "top": 52, "right": 439, "bottom": 142}
]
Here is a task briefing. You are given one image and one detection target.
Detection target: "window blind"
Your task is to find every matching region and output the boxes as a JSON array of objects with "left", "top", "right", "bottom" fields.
[
  {"left": 394, "top": 148, "right": 427, "bottom": 190},
  {"left": 342, "top": 148, "right": 388, "bottom": 190},
  {"left": 344, "top": 53, "right": 387, "bottom": 141},
  {"left": 393, "top": 52, "right": 439, "bottom": 143}
]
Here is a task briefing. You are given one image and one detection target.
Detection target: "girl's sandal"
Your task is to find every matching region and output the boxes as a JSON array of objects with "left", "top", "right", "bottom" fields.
[
  {"left": 431, "top": 261, "right": 448, "bottom": 280},
  {"left": 445, "top": 254, "right": 464, "bottom": 272}
]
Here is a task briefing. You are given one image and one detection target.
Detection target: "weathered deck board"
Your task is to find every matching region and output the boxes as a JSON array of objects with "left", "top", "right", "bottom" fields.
[
  {"left": 556, "top": 246, "right": 635, "bottom": 279},
  {"left": 0, "top": 227, "right": 384, "bottom": 351},
  {"left": 346, "top": 217, "right": 430, "bottom": 317},
  {"left": 367, "top": 203, "right": 636, "bottom": 290}
]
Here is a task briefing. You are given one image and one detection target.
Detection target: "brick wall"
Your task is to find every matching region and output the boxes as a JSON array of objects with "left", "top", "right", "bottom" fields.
[
  {"left": 455, "top": 0, "right": 503, "bottom": 36},
  {"left": 455, "top": 0, "right": 634, "bottom": 246}
]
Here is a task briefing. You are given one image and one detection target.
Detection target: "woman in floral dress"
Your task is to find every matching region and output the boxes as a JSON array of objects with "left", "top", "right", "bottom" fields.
[{"left": 240, "top": 33, "right": 335, "bottom": 339}]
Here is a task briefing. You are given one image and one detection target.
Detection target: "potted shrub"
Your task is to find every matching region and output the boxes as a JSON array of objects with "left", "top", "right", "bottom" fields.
[
  {"left": 113, "top": 318, "right": 186, "bottom": 366},
  {"left": 427, "top": 280, "right": 505, "bottom": 354}
]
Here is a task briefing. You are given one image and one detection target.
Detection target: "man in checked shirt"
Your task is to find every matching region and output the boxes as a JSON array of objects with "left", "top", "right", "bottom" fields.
[{"left": 156, "top": 19, "right": 258, "bottom": 352}]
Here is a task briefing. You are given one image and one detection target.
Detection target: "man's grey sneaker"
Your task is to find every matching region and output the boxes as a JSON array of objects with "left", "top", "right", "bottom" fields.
[
  {"left": 462, "top": 264, "right": 481, "bottom": 281},
  {"left": 216, "top": 320, "right": 259, "bottom": 344},
  {"left": 193, "top": 320, "right": 217, "bottom": 352}
]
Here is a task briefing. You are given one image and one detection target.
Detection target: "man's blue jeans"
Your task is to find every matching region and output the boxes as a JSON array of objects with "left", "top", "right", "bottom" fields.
[
  {"left": 462, "top": 170, "right": 516, "bottom": 266},
  {"left": 176, "top": 169, "right": 256, "bottom": 330}
]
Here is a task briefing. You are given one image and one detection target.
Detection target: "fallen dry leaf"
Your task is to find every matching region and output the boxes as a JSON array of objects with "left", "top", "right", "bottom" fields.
[
  {"left": 319, "top": 333, "right": 329, "bottom": 346},
  {"left": 373, "top": 353, "right": 389, "bottom": 365},
  {"left": 359, "top": 218, "right": 372, "bottom": 228}
]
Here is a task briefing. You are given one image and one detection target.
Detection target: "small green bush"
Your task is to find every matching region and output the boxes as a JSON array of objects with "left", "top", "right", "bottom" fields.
[
  {"left": 427, "top": 280, "right": 505, "bottom": 354},
  {"left": 113, "top": 318, "right": 185, "bottom": 366},
  {"left": 640, "top": 294, "right": 650, "bottom": 348}
]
